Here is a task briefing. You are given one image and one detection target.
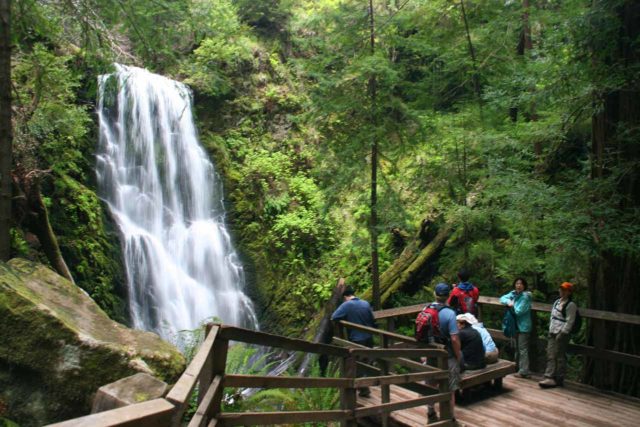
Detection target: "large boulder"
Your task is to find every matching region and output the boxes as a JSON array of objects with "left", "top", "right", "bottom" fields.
[{"left": 0, "top": 259, "right": 186, "bottom": 426}]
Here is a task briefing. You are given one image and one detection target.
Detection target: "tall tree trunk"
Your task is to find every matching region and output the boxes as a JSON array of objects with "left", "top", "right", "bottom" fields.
[
  {"left": 459, "top": 0, "right": 483, "bottom": 118},
  {"left": 586, "top": 0, "right": 640, "bottom": 397},
  {"left": 368, "top": 0, "right": 381, "bottom": 310},
  {"left": 0, "top": 0, "right": 11, "bottom": 261}
]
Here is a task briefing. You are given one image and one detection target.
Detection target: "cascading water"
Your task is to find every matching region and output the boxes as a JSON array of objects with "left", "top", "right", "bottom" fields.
[{"left": 96, "top": 64, "right": 258, "bottom": 343}]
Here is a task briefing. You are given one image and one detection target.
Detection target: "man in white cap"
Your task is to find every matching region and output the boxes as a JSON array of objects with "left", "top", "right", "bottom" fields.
[
  {"left": 458, "top": 312, "right": 499, "bottom": 364},
  {"left": 456, "top": 313, "right": 486, "bottom": 370}
]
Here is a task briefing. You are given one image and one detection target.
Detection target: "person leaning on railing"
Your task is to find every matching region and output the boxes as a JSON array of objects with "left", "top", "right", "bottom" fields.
[{"left": 500, "top": 277, "right": 532, "bottom": 378}]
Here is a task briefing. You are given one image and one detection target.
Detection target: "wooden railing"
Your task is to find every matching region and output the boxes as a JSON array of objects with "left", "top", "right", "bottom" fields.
[
  {"left": 373, "top": 296, "right": 640, "bottom": 371},
  {"left": 49, "top": 323, "right": 453, "bottom": 427}
]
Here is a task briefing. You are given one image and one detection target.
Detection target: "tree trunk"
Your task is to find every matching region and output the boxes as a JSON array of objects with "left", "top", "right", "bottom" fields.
[
  {"left": 13, "top": 172, "right": 75, "bottom": 284},
  {"left": 586, "top": 0, "right": 640, "bottom": 397},
  {"left": 0, "top": 0, "right": 11, "bottom": 261},
  {"left": 368, "top": 0, "right": 381, "bottom": 310},
  {"left": 362, "top": 221, "right": 451, "bottom": 304}
]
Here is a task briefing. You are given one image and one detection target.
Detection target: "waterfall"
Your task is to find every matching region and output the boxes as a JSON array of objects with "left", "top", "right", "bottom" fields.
[{"left": 96, "top": 64, "right": 258, "bottom": 342}]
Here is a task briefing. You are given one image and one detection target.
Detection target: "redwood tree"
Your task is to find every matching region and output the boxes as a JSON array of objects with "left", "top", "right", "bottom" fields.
[
  {"left": 587, "top": 0, "right": 640, "bottom": 396},
  {"left": 0, "top": 0, "right": 11, "bottom": 261}
]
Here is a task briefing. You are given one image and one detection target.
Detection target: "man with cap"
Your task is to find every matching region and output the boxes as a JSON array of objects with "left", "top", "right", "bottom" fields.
[
  {"left": 331, "top": 287, "right": 377, "bottom": 397},
  {"left": 426, "top": 283, "right": 462, "bottom": 422},
  {"left": 458, "top": 312, "right": 499, "bottom": 364},
  {"left": 539, "top": 282, "right": 577, "bottom": 388}
]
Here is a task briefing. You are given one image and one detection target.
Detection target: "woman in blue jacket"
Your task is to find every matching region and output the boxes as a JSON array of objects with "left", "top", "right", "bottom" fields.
[{"left": 500, "top": 277, "right": 532, "bottom": 378}]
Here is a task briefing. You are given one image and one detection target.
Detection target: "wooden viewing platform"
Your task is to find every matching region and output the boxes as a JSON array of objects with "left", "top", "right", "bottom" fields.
[
  {"left": 48, "top": 296, "right": 640, "bottom": 427},
  {"left": 358, "top": 374, "right": 640, "bottom": 426}
]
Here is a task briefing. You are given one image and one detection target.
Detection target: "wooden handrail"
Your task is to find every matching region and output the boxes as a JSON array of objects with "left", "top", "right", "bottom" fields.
[{"left": 374, "top": 296, "right": 640, "bottom": 326}]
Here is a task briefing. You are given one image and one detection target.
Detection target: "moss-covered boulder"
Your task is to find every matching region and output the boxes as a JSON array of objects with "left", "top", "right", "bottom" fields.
[{"left": 0, "top": 258, "right": 186, "bottom": 426}]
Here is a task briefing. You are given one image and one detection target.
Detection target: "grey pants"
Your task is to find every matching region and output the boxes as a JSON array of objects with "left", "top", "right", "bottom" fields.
[
  {"left": 516, "top": 332, "right": 530, "bottom": 375},
  {"left": 544, "top": 333, "right": 569, "bottom": 380}
]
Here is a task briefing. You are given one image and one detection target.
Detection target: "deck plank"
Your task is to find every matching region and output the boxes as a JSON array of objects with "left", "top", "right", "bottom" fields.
[{"left": 357, "top": 374, "right": 640, "bottom": 426}]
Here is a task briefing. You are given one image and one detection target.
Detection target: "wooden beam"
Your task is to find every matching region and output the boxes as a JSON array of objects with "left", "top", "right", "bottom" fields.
[
  {"left": 354, "top": 392, "right": 451, "bottom": 418},
  {"left": 188, "top": 375, "right": 223, "bottom": 427},
  {"left": 167, "top": 325, "right": 219, "bottom": 419},
  {"left": 350, "top": 348, "right": 448, "bottom": 359},
  {"left": 354, "top": 370, "right": 448, "bottom": 388},
  {"left": 218, "top": 325, "right": 348, "bottom": 357},
  {"left": 223, "top": 374, "right": 351, "bottom": 389},
  {"left": 218, "top": 410, "right": 351, "bottom": 426},
  {"left": 46, "top": 399, "right": 174, "bottom": 427}
]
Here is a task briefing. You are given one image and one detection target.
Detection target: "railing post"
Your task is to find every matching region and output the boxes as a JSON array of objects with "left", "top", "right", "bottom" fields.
[
  {"left": 380, "top": 335, "right": 390, "bottom": 427},
  {"left": 208, "top": 337, "right": 229, "bottom": 423},
  {"left": 340, "top": 352, "right": 358, "bottom": 427},
  {"left": 198, "top": 324, "right": 214, "bottom": 406},
  {"left": 437, "top": 353, "right": 452, "bottom": 421},
  {"left": 529, "top": 307, "right": 539, "bottom": 373}
]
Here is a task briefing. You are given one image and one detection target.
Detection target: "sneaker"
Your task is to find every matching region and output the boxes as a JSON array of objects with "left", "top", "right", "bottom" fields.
[
  {"left": 539, "top": 378, "right": 557, "bottom": 388},
  {"left": 514, "top": 372, "right": 531, "bottom": 379},
  {"left": 427, "top": 411, "right": 438, "bottom": 423}
]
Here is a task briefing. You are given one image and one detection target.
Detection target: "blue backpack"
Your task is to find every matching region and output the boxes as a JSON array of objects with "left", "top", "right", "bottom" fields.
[{"left": 502, "top": 308, "right": 518, "bottom": 338}]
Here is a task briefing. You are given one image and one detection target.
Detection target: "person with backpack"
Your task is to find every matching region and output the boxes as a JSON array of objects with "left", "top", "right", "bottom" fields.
[
  {"left": 500, "top": 277, "right": 532, "bottom": 378},
  {"left": 448, "top": 268, "right": 480, "bottom": 316},
  {"left": 331, "top": 286, "right": 377, "bottom": 397},
  {"left": 417, "top": 283, "right": 462, "bottom": 423},
  {"left": 539, "top": 281, "right": 578, "bottom": 388}
]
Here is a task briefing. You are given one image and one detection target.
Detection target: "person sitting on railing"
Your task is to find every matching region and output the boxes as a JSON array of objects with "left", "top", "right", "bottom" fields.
[
  {"left": 331, "top": 286, "right": 377, "bottom": 397},
  {"left": 456, "top": 314, "right": 486, "bottom": 371},
  {"left": 457, "top": 312, "right": 499, "bottom": 364}
]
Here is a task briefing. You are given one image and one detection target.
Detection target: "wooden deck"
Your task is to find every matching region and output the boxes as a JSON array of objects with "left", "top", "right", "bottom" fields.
[{"left": 358, "top": 374, "right": 640, "bottom": 426}]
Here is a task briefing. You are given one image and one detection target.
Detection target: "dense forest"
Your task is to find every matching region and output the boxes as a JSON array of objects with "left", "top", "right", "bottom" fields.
[{"left": 0, "top": 0, "right": 639, "bottom": 418}]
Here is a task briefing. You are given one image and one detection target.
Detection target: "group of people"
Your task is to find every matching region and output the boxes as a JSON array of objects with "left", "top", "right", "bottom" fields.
[{"left": 330, "top": 268, "right": 580, "bottom": 421}]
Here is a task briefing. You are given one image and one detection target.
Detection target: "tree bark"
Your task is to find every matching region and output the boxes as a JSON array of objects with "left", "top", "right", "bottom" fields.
[
  {"left": 586, "top": 0, "right": 640, "bottom": 396},
  {"left": 0, "top": 0, "right": 11, "bottom": 261}
]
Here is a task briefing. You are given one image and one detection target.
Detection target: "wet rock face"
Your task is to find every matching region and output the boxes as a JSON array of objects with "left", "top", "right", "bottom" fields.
[{"left": 0, "top": 259, "right": 186, "bottom": 426}]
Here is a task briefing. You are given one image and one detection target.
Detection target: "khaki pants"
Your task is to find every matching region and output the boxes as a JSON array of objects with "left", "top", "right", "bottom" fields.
[{"left": 544, "top": 333, "right": 569, "bottom": 381}]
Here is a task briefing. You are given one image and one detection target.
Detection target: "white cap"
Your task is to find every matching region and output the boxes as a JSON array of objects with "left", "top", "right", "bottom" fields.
[{"left": 456, "top": 312, "right": 478, "bottom": 325}]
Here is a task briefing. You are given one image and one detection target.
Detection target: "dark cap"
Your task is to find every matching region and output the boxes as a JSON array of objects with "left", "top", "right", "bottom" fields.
[{"left": 435, "top": 283, "right": 450, "bottom": 296}]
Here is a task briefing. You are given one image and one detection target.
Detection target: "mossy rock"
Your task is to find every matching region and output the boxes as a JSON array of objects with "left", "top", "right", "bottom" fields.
[{"left": 0, "top": 259, "right": 185, "bottom": 426}]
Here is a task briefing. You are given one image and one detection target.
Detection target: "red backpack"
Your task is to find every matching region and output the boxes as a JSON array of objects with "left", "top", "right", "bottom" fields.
[
  {"left": 449, "top": 285, "right": 479, "bottom": 316},
  {"left": 415, "top": 303, "right": 451, "bottom": 344}
]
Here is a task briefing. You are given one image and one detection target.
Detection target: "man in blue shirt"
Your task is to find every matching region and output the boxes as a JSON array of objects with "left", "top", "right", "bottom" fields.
[
  {"left": 331, "top": 287, "right": 377, "bottom": 396},
  {"left": 427, "top": 283, "right": 462, "bottom": 423}
]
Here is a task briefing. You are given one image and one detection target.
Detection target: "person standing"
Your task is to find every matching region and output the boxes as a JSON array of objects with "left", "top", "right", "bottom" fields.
[
  {"left": 539, "top": 282, "right": 577, "bottom": 388},
  {"left": 331, "top": 286, "right": 377, "bottom": 396},
  {"left": 448, "top": 268, "right": 480, "bottom": 316},
  {"left": 426, "top": 283, "right": 462, "bottom": 423},
  {"left": 500, "top": 277, "right": 532, "bottom": 378}
]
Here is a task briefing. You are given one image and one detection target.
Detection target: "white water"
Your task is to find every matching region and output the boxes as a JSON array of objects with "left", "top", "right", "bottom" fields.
[{"left": 96, "top": 64, "right": 258, "bottom": 342}]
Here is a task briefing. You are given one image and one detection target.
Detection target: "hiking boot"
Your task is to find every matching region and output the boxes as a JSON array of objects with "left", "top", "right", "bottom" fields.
[
  {"left": 358, "top": 387, "right": 371, "bottom": 397},
  {"left": 538, "top": 378, "right": 557, "bottom": 388},
  {"left": 427, "top": 410, "right": 438, "bottom": 423},
  {"left": 513, "top": 372, "right": 531, "bottom": 379}
]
